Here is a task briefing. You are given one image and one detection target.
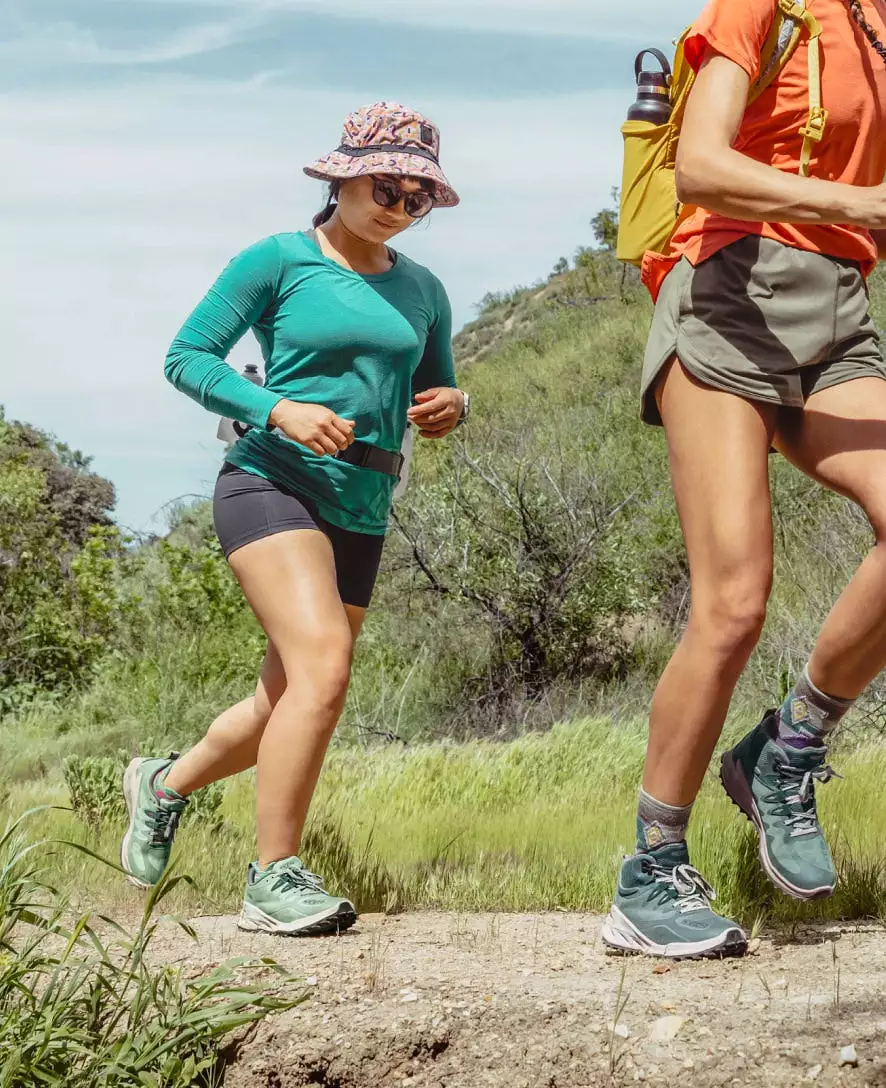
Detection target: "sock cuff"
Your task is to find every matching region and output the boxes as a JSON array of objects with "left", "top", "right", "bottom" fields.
[
  {"left": 638, "top": 788, "right": 693, "bottom": 822},
  {"left": 801, "top": 666, "right": 854, "bottom": 711}
]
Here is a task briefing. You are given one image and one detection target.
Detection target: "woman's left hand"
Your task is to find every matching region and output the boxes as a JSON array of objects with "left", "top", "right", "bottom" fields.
[{"left": 407, "top": 387, "right": 465, "bottom": 439}]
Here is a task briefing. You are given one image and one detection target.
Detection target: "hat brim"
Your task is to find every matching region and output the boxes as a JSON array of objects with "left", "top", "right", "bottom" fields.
[{"left": 303, "top": 150, "right": 459, "bottom": 209}]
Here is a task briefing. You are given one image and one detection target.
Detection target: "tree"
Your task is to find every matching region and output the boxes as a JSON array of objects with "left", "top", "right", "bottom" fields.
[
  {"left": 0, "top": 410, "right": 115, "bottom": 548},
  {"left": 0, "top": 409, "right": 120, "bottom": 701},
  {"left": 591, "top": 187, "right": 621, "bottom": 252}
]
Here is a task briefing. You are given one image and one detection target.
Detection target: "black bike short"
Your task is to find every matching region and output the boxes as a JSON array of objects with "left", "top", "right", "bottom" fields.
[{"left": 213, "top": 463, "right": 385, "bottom": 608}]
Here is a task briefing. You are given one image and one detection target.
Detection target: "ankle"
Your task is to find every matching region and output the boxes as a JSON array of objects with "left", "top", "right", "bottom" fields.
[
  {"left": 636, "top": 788, "right": 693, "bottom": 853},
  {"left": 776, "top": 665, "right": 854, "bottom": 750},
  {"left": 159, "top": 765, "right": 189, "bottom": 797}
]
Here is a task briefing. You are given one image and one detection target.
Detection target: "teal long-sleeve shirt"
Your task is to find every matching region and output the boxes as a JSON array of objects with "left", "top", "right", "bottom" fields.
[{"left": 165, "top": 231, "right": 456, "bottom": 534}]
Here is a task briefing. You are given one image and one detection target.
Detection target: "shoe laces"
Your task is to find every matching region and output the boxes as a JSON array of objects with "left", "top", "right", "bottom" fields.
[
  {"left": 772, "top": 761, "right": 841, "bottom": 838},
  {"left": 148, "top": 805, "right": 182, "bottom": 847},
  {"left": 273, "top": 866, "right": 326, "bottom": 895},
  {"left": 650, "top": 862, "right": 717, "bottom": 914}
]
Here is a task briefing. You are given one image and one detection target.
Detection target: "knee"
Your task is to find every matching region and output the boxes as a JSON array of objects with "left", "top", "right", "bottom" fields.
[
  {"left": 691, "top": 573, "right": 771, "bottom": 657},
  {"left": 282, "top": 635, "right": 353, "bottom": 719},
  {"left": 864, "top": 503, "right": 886, "bottom": 545}
]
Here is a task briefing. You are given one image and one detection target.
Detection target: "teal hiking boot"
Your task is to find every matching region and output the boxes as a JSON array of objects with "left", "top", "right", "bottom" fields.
[
  {"left": 602, "top": 842, "right": 747, "bottom": 959},
  {"left": 121, "top": 756, "right": 188, "bottom": 888},
  {"left": 238, "top": 856, "right": 357, "bottom": 937},
  {"left": 721, "top": 712, "right": 838, "bottom": 900}
]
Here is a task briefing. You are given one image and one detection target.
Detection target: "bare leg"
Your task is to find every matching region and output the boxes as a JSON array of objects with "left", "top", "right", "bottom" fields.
[
  {"left": 643, "top": 360, "right": 777, "bottom": 805},
  {"left": 165, "top": 603, "right": 365, "bottom": 797},
  {"left": 775, "top": 377, "right": 886, "bottom": 698},
  {"left": 225, "top": 529, "right": 357, "bottom": 867}
]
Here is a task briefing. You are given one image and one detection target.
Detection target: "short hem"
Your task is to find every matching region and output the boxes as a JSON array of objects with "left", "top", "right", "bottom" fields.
[
  {"left": 222, "top": 521, "right": 322, "bottom": 561},
  {"left": 804, "top": 366, "right": 886, "bottom": 400},
  {"left": 640, "top": 342, "right": 805, "bottom": 426}
]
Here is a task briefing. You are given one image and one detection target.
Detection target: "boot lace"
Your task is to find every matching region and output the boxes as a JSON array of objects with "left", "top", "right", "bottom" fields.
[
  {"left": 771, "top": 761, "right": 841, "bottom": 838},
  {"left": 148, "top": 806, "right": 182, "bottom": 847},
  {"left": 649, "top": 862, "right": 717, "bottom": 914},
  {"left": 272, "top": 866, "right": 326, "bottom": 895}
]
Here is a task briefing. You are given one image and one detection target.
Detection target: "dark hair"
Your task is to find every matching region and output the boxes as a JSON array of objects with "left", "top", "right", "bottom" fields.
[
  {"left": 847, "top": 0, "right": 886, "bottom": 67},
  {"left": 312, "top": 181, "right": 343, "bottom": 228},
  {"left": 311, "top": 175, "right": 438, "bottom": 229}
]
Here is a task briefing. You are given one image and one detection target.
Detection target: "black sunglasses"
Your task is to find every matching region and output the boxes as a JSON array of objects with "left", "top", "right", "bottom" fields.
[{"left": 371, "top": 177, "right": 436, "bottom": 219}]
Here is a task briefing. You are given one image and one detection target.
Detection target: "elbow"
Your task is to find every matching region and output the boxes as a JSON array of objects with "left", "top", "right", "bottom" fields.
[
  {"left": 164, "top": 344, "right": 184, "bottom": 389},
  {"left": 674, "top": 146, "right": 722, "bottom": 207}
]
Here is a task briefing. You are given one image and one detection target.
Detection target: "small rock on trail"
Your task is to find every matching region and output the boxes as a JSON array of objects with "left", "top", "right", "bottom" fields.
[{"left": 147, "top": 912, "right": 886, "bottom": 1087}]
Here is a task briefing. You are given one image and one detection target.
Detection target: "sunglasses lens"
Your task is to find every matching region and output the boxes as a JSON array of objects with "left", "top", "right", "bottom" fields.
[
  {"left": 372, "top": 179, "right": 400, "bottom": 208},
  {"left": 405, "top": 193, "right": 434, "bottom": 218},
  {"left": 371, "top": 177, "right": 435, "bottom": 218}
]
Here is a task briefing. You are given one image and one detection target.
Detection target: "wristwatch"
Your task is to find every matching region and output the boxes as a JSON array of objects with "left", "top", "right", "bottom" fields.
[{"left": 456, "top": 390, "right": 471, "bottom": 426}]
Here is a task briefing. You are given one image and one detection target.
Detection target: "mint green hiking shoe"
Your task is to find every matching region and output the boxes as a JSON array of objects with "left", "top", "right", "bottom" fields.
[
  {"left": 121, "top": 756, "right": 188, "bottom": 888},
  {"left": 602, "top": 843, "right": 747, "bottom": 959},
  {"left": 238, "top": 856, "right": 357, "bottom": 937},
  {"left": 721, "top": 712, "right": 838, "bottom": 901}
]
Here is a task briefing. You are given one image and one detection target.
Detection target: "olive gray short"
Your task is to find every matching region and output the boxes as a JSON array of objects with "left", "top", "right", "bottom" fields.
[{"left": 641, "top": 235, "right": 886, "bottom": 425}]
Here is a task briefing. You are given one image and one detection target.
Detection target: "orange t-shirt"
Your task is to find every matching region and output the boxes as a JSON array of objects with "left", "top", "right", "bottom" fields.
[{"left": 646, "top": 0, "right": 886, "bottom": 297}]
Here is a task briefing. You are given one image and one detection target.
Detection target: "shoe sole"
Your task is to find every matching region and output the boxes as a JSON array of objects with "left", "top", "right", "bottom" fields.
[
  {"left": 121, "top": 758, "right": 154, "bottom": 890},
  {"left": 238, "top": 899, "right": 358, "bottom": 937},
  {"left": 600, "top": 905, "right": 747, "bottom": 960},
  {"left": 720, "top": 751, "right": 834, "bottom": 902}
]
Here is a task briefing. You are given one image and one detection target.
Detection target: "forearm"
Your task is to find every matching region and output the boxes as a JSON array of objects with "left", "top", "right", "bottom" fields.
[
  {"left": 676, "top": 147, "right": 876, "bottom": 226},
  {"left": 164, "top": 345, "right": 282, "bottom": 429}
]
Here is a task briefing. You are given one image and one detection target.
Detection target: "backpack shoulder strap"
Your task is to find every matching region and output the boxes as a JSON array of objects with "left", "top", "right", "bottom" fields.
[{"left": 751, "top": 0, "right": 826, "bottom": 177}]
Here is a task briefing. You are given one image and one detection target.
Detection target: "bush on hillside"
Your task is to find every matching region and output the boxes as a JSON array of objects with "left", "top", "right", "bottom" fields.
[
  {"left": 394, "top": 438, "right": 650, "bottom": 695},
  {"left": 0, "top": 409, "right": 115, "bottom": 547}
]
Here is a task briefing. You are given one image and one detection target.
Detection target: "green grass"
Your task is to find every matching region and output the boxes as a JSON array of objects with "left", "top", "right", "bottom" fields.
[
  {"left": 0, "top": 812, "right": 302, "bottom": 1088},
  {"left": 5, "top": 717, "right": 884, "bottom": 929}
]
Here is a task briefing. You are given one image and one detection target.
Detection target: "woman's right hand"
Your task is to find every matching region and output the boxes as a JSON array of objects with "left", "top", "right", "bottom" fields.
[{"left": 268, "top": 399, "right": 355, "bottom": 456}]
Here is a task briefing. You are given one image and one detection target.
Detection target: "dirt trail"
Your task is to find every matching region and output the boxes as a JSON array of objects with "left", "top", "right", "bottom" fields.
[{"left": 152, "top": 912, "right": 886, "bottom": 1087}]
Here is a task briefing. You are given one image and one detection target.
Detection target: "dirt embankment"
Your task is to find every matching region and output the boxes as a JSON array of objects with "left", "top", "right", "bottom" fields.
[{"left": 152, "top": 912, "right": 886, "bottom": 1087}]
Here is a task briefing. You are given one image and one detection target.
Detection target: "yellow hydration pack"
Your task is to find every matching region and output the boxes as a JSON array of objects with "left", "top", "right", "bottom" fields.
[{"left": 616, "top": 0, "right": 826, "bottom": 267}]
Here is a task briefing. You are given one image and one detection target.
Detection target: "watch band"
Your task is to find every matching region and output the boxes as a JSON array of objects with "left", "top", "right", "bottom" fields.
[{"left": 457, "top": 390, "right": 470, "bottom": 425}]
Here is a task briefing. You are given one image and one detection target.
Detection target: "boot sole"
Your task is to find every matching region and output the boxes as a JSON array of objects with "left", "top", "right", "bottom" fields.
[
  {"left": 601, "top": 905, "right": 747, "bottom": 960},
  {"left": 720, "top": 751, "right": 834, "bottom": 902},
  {"left": 238, "top": 899, "right": 358, "bottom": 937}
]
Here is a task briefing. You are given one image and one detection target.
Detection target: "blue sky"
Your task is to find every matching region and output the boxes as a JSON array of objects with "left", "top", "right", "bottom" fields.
[{"left": 1, "top": 0, "right": 698, "bottom": 534}]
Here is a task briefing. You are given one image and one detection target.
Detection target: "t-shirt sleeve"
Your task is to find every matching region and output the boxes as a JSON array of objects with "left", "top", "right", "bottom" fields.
[
  {"left": 411, "top": 276, "right": 457, "bottom": 395},
  {"left": 683, "top": 0, "right": 777, "bottom": 82},
  {"left": 164, "top": 236, "right": 285, "bottom": 430}
]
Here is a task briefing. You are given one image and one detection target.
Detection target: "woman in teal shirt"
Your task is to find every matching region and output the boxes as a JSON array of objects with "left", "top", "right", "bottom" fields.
[{"left": 120, "top": 103, "right": 467, "bottom": 935}]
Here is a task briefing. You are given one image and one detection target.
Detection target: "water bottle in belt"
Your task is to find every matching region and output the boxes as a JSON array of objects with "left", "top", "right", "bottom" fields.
[{"left": 217, "top": 364, "right": 264, "bottom": 445}]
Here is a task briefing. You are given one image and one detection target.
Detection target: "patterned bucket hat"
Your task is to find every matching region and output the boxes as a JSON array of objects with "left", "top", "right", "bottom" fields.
[{"left": 303, "top": 102, "right": 459, "bottom": 209}]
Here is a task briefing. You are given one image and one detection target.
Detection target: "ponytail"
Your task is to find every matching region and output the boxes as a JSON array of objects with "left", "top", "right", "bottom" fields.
[
  {"left": 312, "top": 181, "right": 342, "bottom": 228},
  {"left": 847, "top": 0, "right": 886, "bottom": 67}
]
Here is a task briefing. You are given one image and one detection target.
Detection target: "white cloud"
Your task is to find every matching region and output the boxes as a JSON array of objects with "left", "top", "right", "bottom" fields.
[
  {"left": 0, "top": 13, "right": 263, "bottom": 67},
  {"left": 126, "top": 0, "right": 700, "bottom": 42},
  {"left": 298, "top": 0, "right": 698, "bottom": 40}
]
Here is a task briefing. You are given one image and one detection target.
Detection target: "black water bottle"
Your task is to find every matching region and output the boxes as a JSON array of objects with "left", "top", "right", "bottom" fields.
[{"left": 627, "top": 48, "right": 672, "bottom": 124}]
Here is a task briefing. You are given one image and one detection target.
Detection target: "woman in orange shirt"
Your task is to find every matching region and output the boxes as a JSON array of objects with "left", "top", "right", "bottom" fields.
[{"left": 602, "top": 0, "right": 886, "bottom": 960}]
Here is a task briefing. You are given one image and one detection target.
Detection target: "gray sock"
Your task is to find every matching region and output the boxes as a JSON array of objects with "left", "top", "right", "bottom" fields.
[
  {"left": 776, "top": 666, "right": 853, "bottom": 751},
  {"left": 636, "top": 788, "right": 693, "bottom": 853}
]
